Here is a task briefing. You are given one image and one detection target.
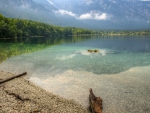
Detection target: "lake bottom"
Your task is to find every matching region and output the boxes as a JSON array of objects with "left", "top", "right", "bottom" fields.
[
  {"left": 29, "top": 66, "right": 150, "bottom": 113},
  {"left": 0, "top": 45, "right": 150, "bottom": 113}
]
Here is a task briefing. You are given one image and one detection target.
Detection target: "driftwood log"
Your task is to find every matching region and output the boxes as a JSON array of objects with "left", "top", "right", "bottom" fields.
[
  {"left": 89, "top": 88, "right": 103, "bottom": 113},
  {"left": 0, "top": 72, "right": 27, "bottom": 84},
  {"left": 5, "top": 90, "right": 30, "bottom": 101}
]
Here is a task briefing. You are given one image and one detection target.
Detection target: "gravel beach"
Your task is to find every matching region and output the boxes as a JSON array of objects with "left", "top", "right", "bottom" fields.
[{"left": 0, "top": 71, "right": 89, "bottom": 113}]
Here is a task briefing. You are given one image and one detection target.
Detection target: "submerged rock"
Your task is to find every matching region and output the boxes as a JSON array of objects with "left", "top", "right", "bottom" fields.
[{"left": 87, "top": 49, "right": 99, "bottom": 53}]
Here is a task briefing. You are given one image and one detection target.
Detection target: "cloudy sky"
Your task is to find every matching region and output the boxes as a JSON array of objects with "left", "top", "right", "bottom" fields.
[
  {"left": 52, "top": 1, "right": 111, "bottom": 20},
  {"left": 54, "top": 9, "right": 110, "bottom": 20},
  {"left": 47, "top": 0, "right": 150, "bottom": 20}
]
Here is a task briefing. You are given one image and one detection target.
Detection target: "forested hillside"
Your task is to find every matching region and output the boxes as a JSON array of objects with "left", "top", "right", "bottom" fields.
[{"left": 0, "top": 14, "right": 93, "bottom": 38}]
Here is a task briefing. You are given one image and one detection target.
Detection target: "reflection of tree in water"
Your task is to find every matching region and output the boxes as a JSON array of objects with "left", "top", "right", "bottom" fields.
[
  {"left": 0, "top": 36, "right": 93, "bottom": 63},
  {"left": 0, "top": 43, "right": 46, "bottom": 63}
]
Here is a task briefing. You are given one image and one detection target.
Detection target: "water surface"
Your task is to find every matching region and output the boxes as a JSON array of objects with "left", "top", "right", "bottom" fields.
[{"left": 0, "top": 36, "right": 150, "bottom": 113}]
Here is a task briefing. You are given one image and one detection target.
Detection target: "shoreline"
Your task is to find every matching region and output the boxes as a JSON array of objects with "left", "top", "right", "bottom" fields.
[{"left": 0, "top": 71, "right": 89, "bottom": 113}]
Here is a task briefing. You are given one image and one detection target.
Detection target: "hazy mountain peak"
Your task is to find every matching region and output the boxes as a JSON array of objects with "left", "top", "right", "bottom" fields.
[
  {"left": 83, "top": 0, "right": 94, "bottom": 5},
  {"left": 0, "top": 0, "right": 33, "bottom": 7},
  {"left": 0, "top": 0, "right": 150, "bottom": 29},
  {"left": 47, "top": 0, "right": 54, "bottom": 5}
]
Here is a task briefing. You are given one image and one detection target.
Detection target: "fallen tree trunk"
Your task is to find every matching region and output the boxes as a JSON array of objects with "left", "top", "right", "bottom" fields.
[
  {"left": 89, "top": 88, "right": 103, "bottom": 113},
  {"left": 0, "top": 72, "right": 27, "bottom": 84}
]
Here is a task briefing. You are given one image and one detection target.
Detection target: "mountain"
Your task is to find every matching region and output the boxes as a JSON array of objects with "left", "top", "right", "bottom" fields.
[
  {"left": 47, "top": 0, "right": 150, "bottom": 29},
  {"left": 0, "top": 0, "right": 57, "bottom": 24},
  {"left": 0, "top": 0, "right": 150, "bottom": 29},
  {"left": 0, "top": 0, "right": 87, "bottom": 27}
]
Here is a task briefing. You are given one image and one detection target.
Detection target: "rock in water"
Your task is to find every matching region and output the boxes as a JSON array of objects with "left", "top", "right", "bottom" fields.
[{"left": 89, "top": 88, "right": 103, "bottom": 113}]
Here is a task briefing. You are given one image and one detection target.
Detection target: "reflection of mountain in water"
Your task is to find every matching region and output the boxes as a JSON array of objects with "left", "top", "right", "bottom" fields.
[{"left": 65, "top": 36, "right": 150, "bottom": 53}]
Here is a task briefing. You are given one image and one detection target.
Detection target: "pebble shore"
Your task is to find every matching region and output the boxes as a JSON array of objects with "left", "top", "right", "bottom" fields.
[{"left": 0, "top": 71, "right": 89, "bottom": 113}]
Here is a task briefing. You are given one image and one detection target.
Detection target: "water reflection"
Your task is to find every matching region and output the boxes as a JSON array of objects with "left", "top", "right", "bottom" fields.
[
  {"left": 63, "top": 36, "right": 150, "bottom": 53},
  {"left": 0, "top": 36, "right": 93, "bottom": 44},
  {"left": 0, "top": 36, "right": 150, "bottom": 63},
  {"left": 0, "top": 36, "right": 93, "bottom": 63}
]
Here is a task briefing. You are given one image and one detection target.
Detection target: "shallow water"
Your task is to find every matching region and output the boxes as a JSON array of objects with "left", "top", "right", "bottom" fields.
[{"left": 0, "top": 36, "right": 150, "bottom": 113}]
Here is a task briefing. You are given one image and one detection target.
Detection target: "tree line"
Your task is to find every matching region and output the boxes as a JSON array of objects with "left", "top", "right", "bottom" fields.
[
  {"left": 95, "top": 30, "right": 150, "bottom": 36},
  {"left": 1, "top": 14, "right": 150, "bottom": 38},
  {"left": 0, "top": 14, "right": 93, "bottom": 38}
]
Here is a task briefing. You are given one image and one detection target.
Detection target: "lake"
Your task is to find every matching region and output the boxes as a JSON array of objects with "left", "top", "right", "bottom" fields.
[{"left": 0, "top": 36, "right": 150, "bottom": 113}]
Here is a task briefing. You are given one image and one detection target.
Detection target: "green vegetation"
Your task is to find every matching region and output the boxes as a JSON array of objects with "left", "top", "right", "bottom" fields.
[
  {"left": 1, "top": 14, "right": 150, "bottom": 38},
  {"left": 0, "top": 14, "right": 93, "bottom": 38},
  {"left": 96, "top": 30, "right": 150, "bottom": 36}
]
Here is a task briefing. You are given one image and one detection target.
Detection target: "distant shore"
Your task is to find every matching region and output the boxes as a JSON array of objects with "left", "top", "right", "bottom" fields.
[{"left": 0, "top": 71, "right": 88, "bottom": 113}]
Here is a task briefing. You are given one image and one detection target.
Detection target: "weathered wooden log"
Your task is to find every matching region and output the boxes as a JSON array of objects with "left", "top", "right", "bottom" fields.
[
  {"left": 0, "top": 72, "right": 27, "bottom": 84},
  {"left": 89, "top": 88, "right": 103, "bottom": 113}
]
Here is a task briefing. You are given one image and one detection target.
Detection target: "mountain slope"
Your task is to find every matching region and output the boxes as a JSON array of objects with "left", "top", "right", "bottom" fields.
[
  {"left": 48, "top": 0, "right": 150, "bottom": 29},
  {"left": 0, "top": 0, "right": 150, "bottom": 29},
  {"left": 0, "top": 0, "right": 58, "bottom": 24},
  {"left": 0, "top": 0, "right": 88, "bottom": 28}
]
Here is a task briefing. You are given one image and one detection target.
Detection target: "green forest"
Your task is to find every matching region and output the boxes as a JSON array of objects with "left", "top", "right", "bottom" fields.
[
  {"left": 96, "top": 30, "right": 150, "bottom": 36},
  {"left": 0, "top": 14, "right": 93, "bottom": 38},
  {"left": 0, "top": 14, "right": 150, "bottom": 39}
]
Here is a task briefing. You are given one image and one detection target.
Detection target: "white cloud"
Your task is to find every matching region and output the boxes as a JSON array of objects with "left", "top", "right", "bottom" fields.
[
  {"left": 54, "top": 10, "right": 111, "bottom": 21},
  {"left": 78, "top": 11, "right": 110, "bottom": 20},
  {"left": 79, "top": 13, "right": 93, "bottom": 19},
  {"left": 95, "top": 13, "right": 107, "bottom": 20},
  {"left": 54, "top": 10, "right": 76, "bottom": 17}
]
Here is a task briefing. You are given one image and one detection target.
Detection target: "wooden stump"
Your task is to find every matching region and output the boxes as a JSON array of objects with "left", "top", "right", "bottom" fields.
[{"left": 89, "top": 88, "right": 103, "bottom": 113}]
